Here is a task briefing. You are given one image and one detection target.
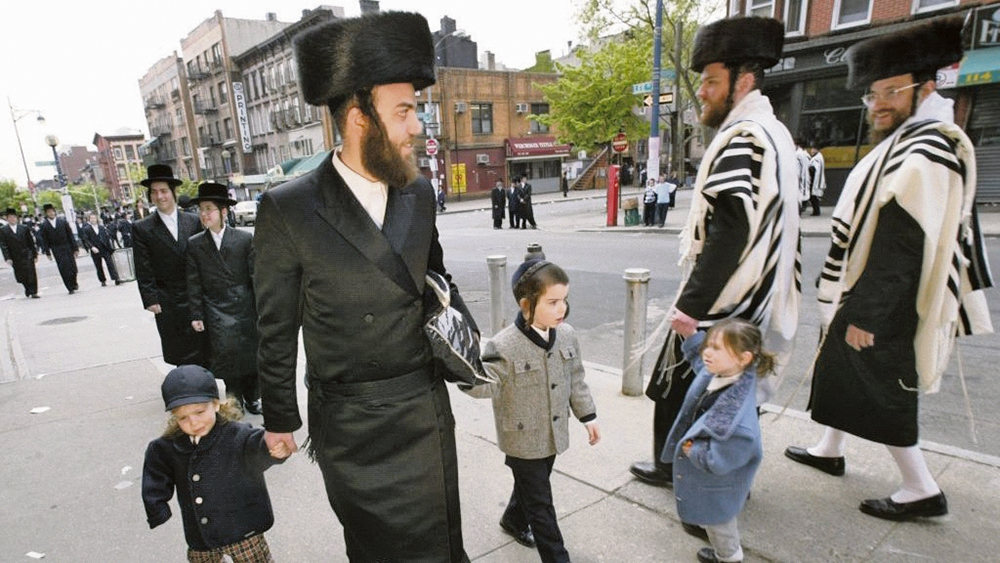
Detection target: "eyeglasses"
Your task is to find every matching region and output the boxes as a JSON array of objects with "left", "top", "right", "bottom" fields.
[{"left": 861, "top": 83, "right": 919, "bottom": 108}]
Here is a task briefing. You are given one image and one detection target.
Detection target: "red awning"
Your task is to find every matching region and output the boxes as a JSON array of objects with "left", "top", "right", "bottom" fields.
[{"left": 506, "top": 136, "right": 571, "bottom": 158}]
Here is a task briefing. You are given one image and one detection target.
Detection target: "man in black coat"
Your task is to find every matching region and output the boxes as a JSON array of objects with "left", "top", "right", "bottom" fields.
[
  {"left": 118, "top": 213, "right": 133, "bottom": 248},
  {"left": 79, "top": 212, "right": 121, "bottom": 286},
  {"left": 38, "top": 203, "right": 80, "bottom": 294},
  {"left": 255, "top": 12, "right": 476, "bottom": 562},
  {"left": 133, "top": 164, "right": 205, "bottom": 367},
  {"left": 0, "top": 208, "right": 39, "bottom": 298},
  {"left": 186, "top": 182, "right": 261, "bottom": 415},
  {"left": 518, "top": 175, "right": 536, "bottom": 229},
  {"left": 508, "top": 181, "right": 520, "bottom": 228},
  {"left": 490, "top": 180, "right": 506, "bottom": 229}
]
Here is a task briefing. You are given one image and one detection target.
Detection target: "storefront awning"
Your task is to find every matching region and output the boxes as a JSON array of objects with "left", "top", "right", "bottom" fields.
[
  {"left": 957, "top": 47, "right": 1000, "bottom": 87},
  {"left": 506, "top": 136, "right": 571, "bottom": 160}
]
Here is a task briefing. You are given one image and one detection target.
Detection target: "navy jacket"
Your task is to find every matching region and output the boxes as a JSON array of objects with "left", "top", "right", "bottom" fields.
[{"left": 142, "top": 418, "right": 282, "bottom": 550}]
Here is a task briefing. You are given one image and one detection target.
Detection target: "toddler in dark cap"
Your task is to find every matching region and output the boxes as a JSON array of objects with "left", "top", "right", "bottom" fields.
[{"left": 142, "top": 365, "right": 288, "bottom": 563}]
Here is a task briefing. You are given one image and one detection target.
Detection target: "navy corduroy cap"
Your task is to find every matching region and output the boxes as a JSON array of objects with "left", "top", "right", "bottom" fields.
[{"left": 161, "top": 365, "right": 219, "bottom": 411}]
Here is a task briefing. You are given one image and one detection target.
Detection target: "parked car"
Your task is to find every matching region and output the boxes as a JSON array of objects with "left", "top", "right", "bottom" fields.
[{"left": 233, "top": 200, "right": 258, "bottom": 226}]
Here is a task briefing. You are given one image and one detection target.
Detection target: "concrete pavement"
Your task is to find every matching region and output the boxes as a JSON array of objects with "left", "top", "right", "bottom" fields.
[{"left": 1, "top": 205, "right": 999, "bottom": 562}]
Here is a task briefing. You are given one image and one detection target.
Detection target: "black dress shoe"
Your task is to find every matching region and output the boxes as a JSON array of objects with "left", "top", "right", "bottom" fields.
[
  {"left": 499, "top": 519, "right": 535, "bottom": 548},
  {"left": 101, "top": 281, "right": 107, "bottom": 286},
  {"left": 115, "top": 280, "right": 122, "bottom": 286},
  {"left": 629, "top": 461, "right": 673, "bottom": 487},
  {"left": 29, "top": 294, "right": 40, "bottom": 299},
  {"left": 682, "top": 522, "right": 708, "bottom": 541},
  {"left": 784, "top": 446, "right": 845, "bottom": 476},
  {"left": 243, "top": 399, "right": 263, "bottom": 415},
  {"left": 697, "top": 547, "right": 741, "bottom": 563},
  {"left": 859, "top": 492, "right": 948, "bottom": 521}
]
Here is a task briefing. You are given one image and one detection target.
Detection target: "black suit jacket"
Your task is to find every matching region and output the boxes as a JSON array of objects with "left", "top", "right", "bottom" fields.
[
  {"left": 0, "top": 223, "right": 38, "bottom": 263},
  {"left": 39, "top": 217, "right": 77, "bottom": 255},
  {"left": 254, "top": 156, "right": 475, "bottom": 432},
  {"left": 79, "top": 224, "right": 115, "bottom": 254},
  {"left": 133, "top": 210, "right": 203, "bottom": 309}
]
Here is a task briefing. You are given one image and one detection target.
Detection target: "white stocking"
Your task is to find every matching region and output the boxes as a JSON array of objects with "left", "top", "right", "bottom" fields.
[
  {"left": 887, "top": 445, "right": 940, "bottom": 503},
  {"left": 808, "top": 426, "right": 847, "bottom": 458}
]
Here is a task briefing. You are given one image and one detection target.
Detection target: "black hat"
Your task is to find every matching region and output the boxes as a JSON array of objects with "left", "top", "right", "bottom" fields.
[
  {"left": 845, "top": 16, "right": 965, "bottom": 90},
  {"left": 141, "top": 164, "right": 182, "bottom": 188},
  {"left": 511, "top": 259, "right": 551, "bottom": 300},
  {"left": 294, "top": 11, "right": 436, "bottom": 109},
  {"left": 690, "top": 17, "right": 784, "bottom": 73},
  {"left": 42, "top": 203, "right": 56, "bottom": 212},
  {"left": 189, "top": 182, "right": 236, "bottom": 207},
  {"left": 161, "top": 365, "right": 219, "bottom": 411},
  {"left": 3, "top": 207, "right": 17, "bottom": 217}
]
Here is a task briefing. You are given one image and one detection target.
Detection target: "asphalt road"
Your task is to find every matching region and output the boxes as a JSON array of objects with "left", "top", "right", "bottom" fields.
[{"left": 433, "top": 197, "right": 1000, "bottom": 459}]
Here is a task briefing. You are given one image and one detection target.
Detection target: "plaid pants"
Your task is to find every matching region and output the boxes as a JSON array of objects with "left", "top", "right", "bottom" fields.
[{"left": 187, "top": 533, "right": 274, "bottom": 563}]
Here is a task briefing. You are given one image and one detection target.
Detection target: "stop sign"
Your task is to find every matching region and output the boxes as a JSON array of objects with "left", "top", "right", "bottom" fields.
[
  {"left": 611, "top": 132, "right": 628, "bottom": 153},
  {"left": 426, "top": 138, "right": 439, "bottom": 156}
]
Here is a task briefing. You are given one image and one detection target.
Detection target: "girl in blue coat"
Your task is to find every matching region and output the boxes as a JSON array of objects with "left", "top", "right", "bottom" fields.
[{"left": 661, "top": 318, "right": 775, "bottom": 563}]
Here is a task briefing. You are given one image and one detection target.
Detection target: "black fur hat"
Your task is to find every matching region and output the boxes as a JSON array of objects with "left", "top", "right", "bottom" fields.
[
  {"left": 690, "top": 17, "right": 784, "bottom": 73},
  {"left": 294, "top": 11, "right": 436, "bottom": 109},
  {"left": 846, "top": 16, "right": 965, "bottom": 90}
]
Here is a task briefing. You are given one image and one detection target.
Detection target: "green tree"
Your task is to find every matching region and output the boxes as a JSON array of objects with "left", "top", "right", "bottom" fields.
[
  {"left": 66, "top": 183, "right": 112, "bottom": 213},
  {"left": 524, "top": 50, "right": 557, "bottom": 73},
  {"left": 0, "top": 179, "right": 16, "bottom": 211},
  {"left": 578, "top": 0, "right": 724, "bottom": 109},
  {"left": 534, "top": 35, "right": 651, "bottom": 151}
]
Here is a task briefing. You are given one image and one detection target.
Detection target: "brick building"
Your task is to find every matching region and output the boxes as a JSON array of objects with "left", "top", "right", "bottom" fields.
[
  {"left": 93, "top": 129, "right": 145, "bottom": 204},
  {"left": 730, "top": 0, "right": 1000, "bottom": 200},
  {"left": 138, "top": 52, "right": 200, "bottom": 182}
]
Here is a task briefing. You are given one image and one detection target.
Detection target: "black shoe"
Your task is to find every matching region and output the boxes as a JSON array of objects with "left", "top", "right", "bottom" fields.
[
  {"left": 784, "top": 446, "right": 845, "bottom": 476},
  {"left": 68, "top": 289, "right": 75, "bottom": 295},
  {"left": 682, "top": 522, "right": 708, "bottom": 541},
  {"left": 859, "top": 492, "right": 948, "bottom": 521},
  {"left": 101, "top": 281, "right": 107, "bottom": 287},
  {"left": 243, "top": 399, "right": 263, "bottom": 415},
  {"left": 115, "top": 280, "right": 122, "bottom": 286},
  {"left": 697, "top": 547, "right": 740, "bottom": 563},
  {"left": 629, "top": 461, "right": 673, "bottom": 487},
  {"left": 499, "top": 519, "right": 535, "bottom": 548}
]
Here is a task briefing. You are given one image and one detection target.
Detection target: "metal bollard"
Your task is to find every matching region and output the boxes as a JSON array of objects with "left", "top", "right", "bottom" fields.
[
  {"left": 487, "top": 255, "right": 509, "bottom": 335},
  {"left": 622, "top": 268, "right": 651, "bottom": 396}
]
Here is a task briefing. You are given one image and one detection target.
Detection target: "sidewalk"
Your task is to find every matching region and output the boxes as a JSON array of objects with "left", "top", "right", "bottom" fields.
[
  {"left": 1, "top": 268, "right": 999, "bottom": 561},
  {"left": 440, "top": 185, "right": 1000, "bottom": 237}
]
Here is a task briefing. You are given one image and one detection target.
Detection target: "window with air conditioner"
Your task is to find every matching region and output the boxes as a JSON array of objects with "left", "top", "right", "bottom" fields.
[
  {"left": 455, "top": 102, "right": 467, "bottom": 113},
  {"left": 476, "top": 154, "right": 490, "bottom": 164}
]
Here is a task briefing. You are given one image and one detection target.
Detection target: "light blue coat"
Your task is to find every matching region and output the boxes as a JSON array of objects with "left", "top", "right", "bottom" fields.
[{"left": 660, "top": 331, "right": 762, "bottom": 526}]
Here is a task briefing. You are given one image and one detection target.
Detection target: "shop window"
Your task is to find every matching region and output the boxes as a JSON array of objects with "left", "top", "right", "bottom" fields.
[
  {"left": 967, "top": 84, "right": 1000, "bottom": 146},
  {"left": 746, "top": 0, "right": 774, "bottom": 17},
  {"left": 471, "top": 103, "right": 493, "bottom": 135},
  {"left": 784, "top": 0, "right": 808, "bottom": 35},
  {"left": 832, "top": 0, "right": 872, "bottom": 29},
  {"left": 799, "top": 76, "right": 867, "bottom": 151}
]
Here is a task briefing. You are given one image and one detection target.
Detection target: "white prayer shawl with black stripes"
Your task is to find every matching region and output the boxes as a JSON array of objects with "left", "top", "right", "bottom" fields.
[
  {"left": 679, "top": 91, "right": 802, "bottom": 364},
  {"left": 817, "top": 92, "right": 993, "bottom": 393}
]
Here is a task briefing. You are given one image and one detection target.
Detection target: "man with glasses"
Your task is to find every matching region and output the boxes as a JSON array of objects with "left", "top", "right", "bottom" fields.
[{"left": 785, "top": 16, "right": 993, "bottom": 521}]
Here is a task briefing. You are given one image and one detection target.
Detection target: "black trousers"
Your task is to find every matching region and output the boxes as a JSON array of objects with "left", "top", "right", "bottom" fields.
[
  {"left": 809, "top": 195, "right": 822, "bottom": 216},
  {"left": 51, "top": 247, "right": 78, "bottom": 291},
  {"left": 89, "top": 248, "right": 119, "bottom": 283},
  {"left": 521, "top": 203, "right": 536, "bottom": 228},
  {"left": 509, "top": 204, "right": 520, "bottom": 228},
  {"left": 504, "top": 455, "right": 569, "bottom": 563}
]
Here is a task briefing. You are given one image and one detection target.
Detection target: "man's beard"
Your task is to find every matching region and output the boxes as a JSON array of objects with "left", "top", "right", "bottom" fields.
[
  {"left": 867, "top": 94, "right": 917, "bottom": 145},
  {"left": 700, "top": 92, "right": 735, "bottom": 129},
  {"left": 361, "top": 115, "right": 418, "bottom": 188}
]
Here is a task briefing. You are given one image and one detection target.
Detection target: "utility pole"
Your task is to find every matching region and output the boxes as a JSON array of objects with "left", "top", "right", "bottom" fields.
[
  {"left": 645, "top": 0, "right": 664, "bottom": 183},
  {"left": 673, "top": 17, "right": 685, "bottom": 181}
]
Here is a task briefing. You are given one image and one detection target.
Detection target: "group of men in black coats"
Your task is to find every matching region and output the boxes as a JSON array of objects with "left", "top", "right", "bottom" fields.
[{"left": 491, "top": 175, "right": 536, "bottom": 230}]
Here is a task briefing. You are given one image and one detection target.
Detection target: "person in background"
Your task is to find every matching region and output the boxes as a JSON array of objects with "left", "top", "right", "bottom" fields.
[
  {"left": 794, "top": 138, "right": 811, "bottom": 215},
  {"left": 491, "top": 180, "right": 507, "bottom": 230},
  {"left": 187, "top": 182, "right": 262, "bottom": 415},
  {"left": 38, "top": 203, "right": 80, "bottom": 294},
  {"left": 509, "top": 180, "right": 521, "bottom": 229},
  {"left": 806, "top": 141, "right": 826, "bottom": 216},
  {"left": 643, "top": 178, "right": 658, "bottom": 227},
  {"left": 0, "top": 208, "right": 40, "bottom": 298},
  {"left": 519, "top": 175, "right": 537, "bottom": 229},
  {"left": 653, "top": 174, "right": 675, "bottom": 228},
  {"left": 133, "top": 163, "right": 205, "bottom": 367},
  {"left": 79, "top": 212, "right": 121, "bottom": 287}
]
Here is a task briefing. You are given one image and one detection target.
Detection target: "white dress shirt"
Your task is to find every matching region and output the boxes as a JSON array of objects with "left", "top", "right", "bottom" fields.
[
  {"left": 157, "top": 208, "right": 179, "bottom": 241},
  {"left": 210, "top": 225, "right": 225, "bottom": 251},
  {"left": 331, "top": 150, "right": 388, "bottom": 229}
]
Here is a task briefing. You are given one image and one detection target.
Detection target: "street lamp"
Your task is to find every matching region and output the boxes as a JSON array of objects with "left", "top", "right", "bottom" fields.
[
  {"left": 45, "top": 134, "right": 78, "bottom": 235},
  {"left": 7, "top": 96, "right": 45, "bottom": 193}
]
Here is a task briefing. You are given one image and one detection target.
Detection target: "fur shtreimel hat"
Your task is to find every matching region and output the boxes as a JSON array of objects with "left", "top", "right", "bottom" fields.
[
  {"left": 846, "top": 16, "right": 965, "bottom": 90},
  {"left": 690, "top": 17, "right": 784, "bottom": 73},
  {"left": 294, "top": 11, "right": 436, "bottom": 109}
]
